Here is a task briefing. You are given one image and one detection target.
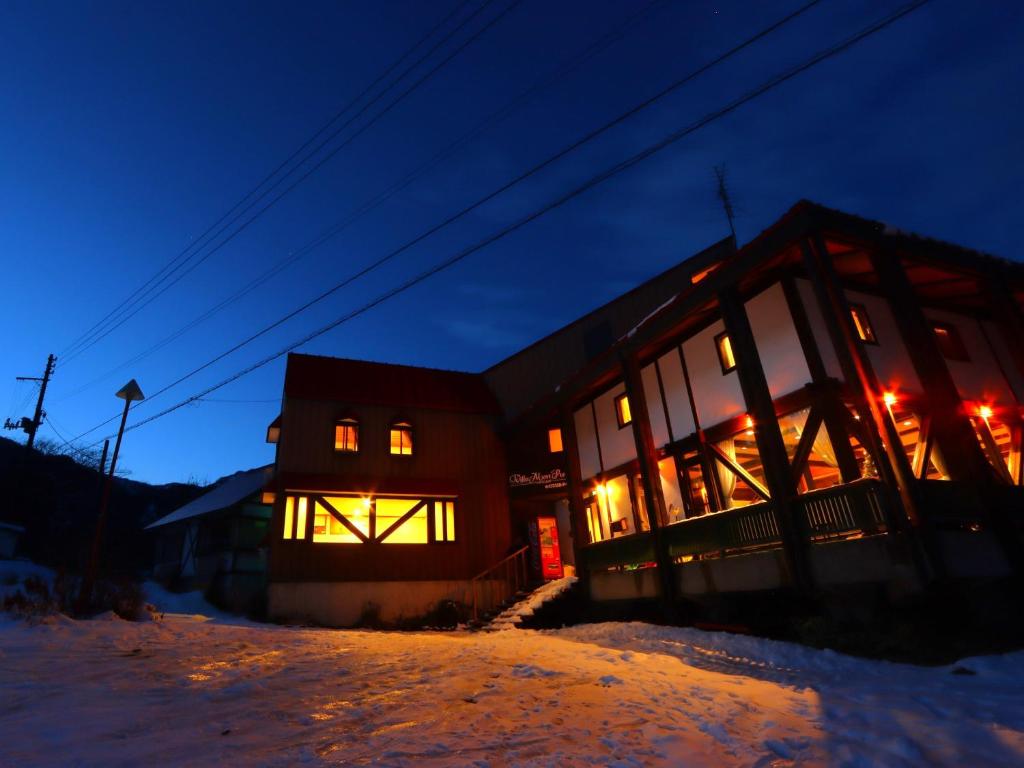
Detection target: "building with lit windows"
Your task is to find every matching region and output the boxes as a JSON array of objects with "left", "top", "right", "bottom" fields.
[{"left": 265, "top": 201, "right": 1024, "bottom": 627}]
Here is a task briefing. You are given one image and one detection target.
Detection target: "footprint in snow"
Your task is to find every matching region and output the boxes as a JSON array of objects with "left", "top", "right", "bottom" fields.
[{"left": 598, "top": 675, "right": 623, "bottom": 687}]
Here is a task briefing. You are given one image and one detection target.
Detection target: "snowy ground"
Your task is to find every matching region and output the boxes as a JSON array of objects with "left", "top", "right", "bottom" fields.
[{"left": 1, "top": 574, "right": 1023, "bottom": 766}]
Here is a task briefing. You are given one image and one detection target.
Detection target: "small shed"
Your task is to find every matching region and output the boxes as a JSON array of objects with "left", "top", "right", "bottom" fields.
[{"left": 147, "top": 465, "right": 273, "bottom": 614}]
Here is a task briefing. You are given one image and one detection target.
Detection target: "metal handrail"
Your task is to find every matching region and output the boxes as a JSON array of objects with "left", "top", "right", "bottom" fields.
[{"left": 468, "top": 545, "right": 530, "bottom": 624}]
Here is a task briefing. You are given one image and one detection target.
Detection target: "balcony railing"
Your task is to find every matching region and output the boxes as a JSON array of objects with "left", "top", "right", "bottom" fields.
[
  {"left": 793, "top": 479, "right": 888, "bottom": 541},
  {"left": 665, "top": 501, "right": 782, "bottom": 559}
]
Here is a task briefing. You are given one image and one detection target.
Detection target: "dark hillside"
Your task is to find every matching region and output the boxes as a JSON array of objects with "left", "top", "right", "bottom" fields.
[{"left": 0, "top": 437, "right": 204, "bottom": 577}]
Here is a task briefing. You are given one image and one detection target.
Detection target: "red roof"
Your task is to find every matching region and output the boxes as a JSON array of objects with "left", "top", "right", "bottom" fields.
[{"left": 284, "top": 353, "right": 498, "bottom": 414}]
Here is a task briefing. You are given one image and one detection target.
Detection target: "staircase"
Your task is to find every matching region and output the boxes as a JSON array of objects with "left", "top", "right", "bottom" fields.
[{"left": 484, "top": 575, "right": 578, "bottom": 631}]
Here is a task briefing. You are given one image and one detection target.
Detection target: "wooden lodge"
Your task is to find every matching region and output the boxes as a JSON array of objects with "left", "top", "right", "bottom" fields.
[{"left": 265, "top": 201, "right": 1024, "bottom": 626}]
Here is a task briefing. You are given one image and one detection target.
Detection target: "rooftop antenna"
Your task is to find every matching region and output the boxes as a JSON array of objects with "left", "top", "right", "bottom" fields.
[{"left": 714, "top": 165, "right": 737, "bottom": 243}]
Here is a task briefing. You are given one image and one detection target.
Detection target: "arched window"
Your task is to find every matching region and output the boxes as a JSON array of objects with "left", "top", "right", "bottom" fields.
[
  {"left": 390, "top": 420, "right": 413, "bottom": 456},
  {"left": 334, "top": 417, "right": 359, "bottom": 452}
]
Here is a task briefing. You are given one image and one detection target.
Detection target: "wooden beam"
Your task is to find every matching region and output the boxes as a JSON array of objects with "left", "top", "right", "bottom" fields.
[
  {"left": 717, "top": 286, "right": 812, "bottom": 593},
  {"left": 559, "top": 404, "right": 591, "bottom": 590},
  {"left": 621, "top": 352, "right": 678, "bottom": 618}
]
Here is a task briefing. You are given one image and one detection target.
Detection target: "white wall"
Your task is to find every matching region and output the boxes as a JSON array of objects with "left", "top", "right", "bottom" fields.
[
  {"left": 982, "top": 320, "right": 1024, "bottom": 403},
  {"left": 641, "top": 362, "right": 670, "bottom": 447},
  {"left": 796, "top": 278, "right": 843, "bottom": 380},
  {"left": 745, "top": 282, "right": 813, "bottom": 400},
  {"left": 845, "top": 288, "right": 922, "bottom": 393},
  {"left": 682, "top": 320, "right": 747, "bottom": 428},
  {"left": 657, "top": 348, "right": 696, "bottom": 441},
  {"left": 923, "top": 308, "right": 1016, "bottom": 405},
  {"left": 573, "top": 405, "right": 601, "bottom": 480},
  {"left": 593, "top": 383, "right": 637, "bottom": 470}
]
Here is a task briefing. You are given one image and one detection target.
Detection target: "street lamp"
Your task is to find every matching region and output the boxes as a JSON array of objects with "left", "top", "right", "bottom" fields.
[{"left": 78, "top": 379, "right": 144, "bottom": 612}]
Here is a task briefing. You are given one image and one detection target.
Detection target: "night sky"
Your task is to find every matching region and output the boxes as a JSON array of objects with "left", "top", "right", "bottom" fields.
[{"left": 2, "top": 0, "right": 1021, "bottom": 484}]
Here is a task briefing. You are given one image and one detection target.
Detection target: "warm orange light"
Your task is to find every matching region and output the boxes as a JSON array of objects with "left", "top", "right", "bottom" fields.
[
  {"left": 745, "top": 415, "right": 754, "bottom": 435},
  {"left": 883, "top": 391, "right": 898, "bottom": 408},
  {"left": 979, "top": 405, "right": 994, "bottom": 421}
]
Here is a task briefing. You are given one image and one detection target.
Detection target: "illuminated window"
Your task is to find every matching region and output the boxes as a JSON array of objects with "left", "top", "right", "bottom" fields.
[
  {"left": 715, "top": 332, "right": 736, "bottom": 373},
  {"left": 614, "top": 393, "right": 632, "bottom": 428},
  {"left": 932, "top": 322, "right": 969, "bottom": 362},
  {"left": 314, "top": 496, "right": 370, "bottom": 543},
  {"left": 548, "top": 428, "right": 563, "bottom": 453},
  {"left": 433, "top": 500, "right": 456, "bottom": 542},
  {"left": 376, "top": 499, "right": 428, "bottom": 543},
  {"left": 334, "top": 418, "right": 359, "bottom": 452},
  {"left": 849, "top": 304, "right": 877, "bottom": 344},
  {"left": 390, "top": 421, "right": 413, "bottom": 455},
  {"left": 282, "top": 496, "right": 308, "bottom": 540}
]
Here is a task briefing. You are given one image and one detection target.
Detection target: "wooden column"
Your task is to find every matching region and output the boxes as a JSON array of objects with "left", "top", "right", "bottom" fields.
[
  {"left": 559, "top": 404, "right": 591, "bottom": 591},
  {"left": 620, "top": 352, "right": 678, "bottom": 617},
  {"left": 800, "top": 236, "right": 921, "bottom": 531},
  {"left": 868, "top": 247, "right": 997, "bottom": 485},
  {"left": 717, "top": 287, "right": 812, "bottom": 593},
  {"left": 781, "top": 275, "right": 861, "bottom": 484}
]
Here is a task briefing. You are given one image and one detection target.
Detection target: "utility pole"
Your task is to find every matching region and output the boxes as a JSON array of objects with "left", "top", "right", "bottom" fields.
[
  {"left": 714, "top": 165, "right": 737, "bottom": 242},
  {"left": 3, "top": 354, "right": 56, "bottom": 453}
]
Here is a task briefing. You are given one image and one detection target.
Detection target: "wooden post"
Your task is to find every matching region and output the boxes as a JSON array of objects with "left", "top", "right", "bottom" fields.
[
  {"left": 717, "top": 287, "right": 812, "bottom": 593},
  {"left": 620, "top": 352, "right": 678, "bottom": 618},
  {"left": 559, "top": 405, "right": 591, "bottom": 594}
]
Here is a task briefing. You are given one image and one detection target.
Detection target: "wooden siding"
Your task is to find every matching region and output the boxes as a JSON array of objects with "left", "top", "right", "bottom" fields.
[{"left": 270, "top": 397, "right": 510, "bottom": 583}]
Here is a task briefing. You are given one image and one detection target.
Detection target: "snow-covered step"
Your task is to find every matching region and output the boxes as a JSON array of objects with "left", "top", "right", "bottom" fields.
[{"left": 483, "top": 575, "right": 577, "bottom": 631}]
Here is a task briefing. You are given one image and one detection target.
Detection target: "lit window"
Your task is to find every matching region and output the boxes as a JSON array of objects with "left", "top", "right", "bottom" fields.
[
  {"left": 715, "top": 332, "right": 736, "bottom": 373},
  {"left": 548, "top": 428, "right": 563, "bottom": 453},
  {"left": 849, "top": 304, "right": 877, "bottom": 344},
  {"left": 261, "top": 491, "right": 276, "bottom": 505},
  {"left": 390, "top": 421, "right": 413, "bottom": 455},
  {"left": 932, "top": 322, "right": 969, "bottom": 362},
  {"left": 614, "top": 393, "right": 632, "bottom": 428},
  {"left": 433, "top": 500, "right": 456, "bottom": 542},
  {"left": 376, "top": 499, "right": 428, "bottom": 543},
  {"left": 334, "top": 418, "right": 359, "bottom": 452},
  {"left": 313, "top": 496, "right": 370, "bottom": 543},
  {"left": 283, "top": 497, "right": 293, "bottom": 540},
  {"left": 282, "top": 496, "right": 308, "bottom": 540}
]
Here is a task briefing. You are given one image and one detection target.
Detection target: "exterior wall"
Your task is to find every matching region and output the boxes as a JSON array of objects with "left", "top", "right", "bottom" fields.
[
  {"left": 593, "top": 384, "right": 636, "bottom": 470},
  {"left": 923, "top": 308, "right": 1016, "bottom": 405},
  {"left": 272, "top": 398, "right": 509, "bottom": 583},
  {"left": 796, "top": 278, "right": 843, "bottom": 380},
  {"left": 844, "top": 288, "right": 922, "bottom": 393},
  {"left": 681, "top": 320, "right": 746, "bottom": 427},
  {"left": 982, "top": 320, "right": 1024, "bottom": 403},
  {"left": 574, "top": 405, "right": 601, "bottom": 479},
  {"left": 641, "top": 362, "right": 670, "bottom": 447},
  {"left": 657, "top": 348, "right": 696, "bottom": 442},
  {"left": 745, "top": 282, "right": 812, "bottom": 400},
  {"left": 268, "top": 579, "right": 499, "bottom": 627}
]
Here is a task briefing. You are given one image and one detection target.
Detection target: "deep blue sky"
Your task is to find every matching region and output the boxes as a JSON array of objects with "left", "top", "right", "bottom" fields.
[{"left": 2, "top": 0, "right": 1021, "bottom": 484}]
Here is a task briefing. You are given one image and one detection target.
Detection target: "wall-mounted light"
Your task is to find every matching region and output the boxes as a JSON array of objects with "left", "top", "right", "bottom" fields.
[
  {"left": 978, "top": 404, "right": 994, "bottom": 421},
  {"left": 882, "top": 391, "right": 898, "bottom": 409},
  {"left": 745, "top": 415, "right": 755, "bottom": 436}
]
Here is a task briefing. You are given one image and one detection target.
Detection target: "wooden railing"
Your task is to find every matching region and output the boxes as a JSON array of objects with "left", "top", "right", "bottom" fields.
[
  {"left": 793, "top": 479, "right": 888, "bottom": 541},
  {"left": 467, "top": 545, "right": 530, "bottom": 624},
  {"left": 664, "top": 500, "right": 782, "bottom": 559}
]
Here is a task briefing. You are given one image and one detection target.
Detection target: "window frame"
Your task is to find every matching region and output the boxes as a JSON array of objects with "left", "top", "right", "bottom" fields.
[
  {"left": 389, "top": 420, "right": 414, "bottom": 456},
  {"left": 931, "top": 321, "right": 970, "bottom": 362},
  {"left": 714, "top": 331, "right": 737, "bottom": 374},
  {"left": 613, "top": 393, "right": 632, "bottom": 429},
  {"left": 334, "top": 416, "right": 360, "bottom": 453},
  {"left": 848, "top": 303, "right": 878, "bottom": 345},
  {"left": 287, "top": 493, "right": 456, "bottom": 544}
]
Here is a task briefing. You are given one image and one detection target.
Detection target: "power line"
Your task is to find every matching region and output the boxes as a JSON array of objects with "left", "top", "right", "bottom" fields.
[
  {"left": 57, "top": 0, "right": 668, "bottom": 401},
  {"left": 61, "top": 0, "right": 518, "bottom": 365},
  {"left": 78, "top": 0, "right": 932, "bottom": 446},
  {"left": 60, "top": 0, "right": 474, "bottom": 361}
]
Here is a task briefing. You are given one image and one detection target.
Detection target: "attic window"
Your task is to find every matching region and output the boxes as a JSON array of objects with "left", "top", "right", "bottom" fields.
[
  {"left": 614, "top": 393, "right": 632, "bottom": 428},
  {"left": 334, "top": 418, "right": 359, "bottom": 453},
  {"left": 932, "top": 322, "right": 969, "bottom": 362},
  {"left": 390, "top": 421, "right": 413, "bottom": 455},
  {"left": 849, "top": 304, "right": 877, "bottom": 344},
  {"left": 715, "top": 332, "right": 736, "bottom": 374}
]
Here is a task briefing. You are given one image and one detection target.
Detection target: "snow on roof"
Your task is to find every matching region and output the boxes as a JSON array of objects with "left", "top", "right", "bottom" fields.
[{"left": 146, "top": 465, "right": 273, "bottom": 530}]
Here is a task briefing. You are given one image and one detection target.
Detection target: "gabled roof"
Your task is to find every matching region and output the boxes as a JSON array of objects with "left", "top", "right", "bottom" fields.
[
  {"left": 146, "top": 465, "right": 273, "bottom": 530},
  {"left": 284, "top": 353, "right": 499, "bottom": 414}
]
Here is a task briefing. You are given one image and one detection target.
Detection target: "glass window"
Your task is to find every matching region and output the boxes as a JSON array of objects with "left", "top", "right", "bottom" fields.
[
  {"left": 283, "top": 496, "right": 294, "bottom": 540},
  {"left": 585, "top": 497, "right": 605, "bottom": 544},
  {"left": 932, "top": 322, "right": 969, "bottom": 362},
  {"left": 658, "top": 457, "right": 686, "bottom": 524},
  {"left": 684, "top": 461, "right": 712, "bottom": 517},
  {"left": 596, "top": 475, "right": 636, "bottom": 538},
  {"left": 390, "top": 422, "right": 413, "bottom": 455},
  {"left": 376, "top": 499, "right": 428, "bottom": 543},
  {"left": 433, "top": 500, "right": 456, "bottom": 542},
  {"left": 714, "top": 428, "right": 769, "bottom": 509},
  {"left": 334, "top": 418, "right": 359, "bottom": 452},
  {"left": 314, "top": 497, "right": 369, "bottom": 543},
  {"left": 971, "top": 412, "right": 1018, "bottom": 484},
  {"left": 548, "top": 428, "right": 563, "bottom": 453},
  {"left": 849, "top": 304, "right": 877, "bottom": 344},
  {"left": 614, "top": 393, "right": 632, "bottom": 428},
  {"left": 715, "top": 332, "right": 736, "bottom": 373}
]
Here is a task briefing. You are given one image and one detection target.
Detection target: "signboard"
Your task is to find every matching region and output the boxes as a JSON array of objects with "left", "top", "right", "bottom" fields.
[{"left": 508, "top": 468, "right": 567, "bottom": 494}]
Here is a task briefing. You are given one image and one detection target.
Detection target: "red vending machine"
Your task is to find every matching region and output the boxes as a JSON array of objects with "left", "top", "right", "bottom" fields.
[{"left": 529, "top": 515, "right": 563, "bottom": 580}]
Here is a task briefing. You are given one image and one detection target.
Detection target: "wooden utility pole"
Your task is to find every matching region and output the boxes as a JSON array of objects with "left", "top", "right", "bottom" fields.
[
  {"left": 714, "top": 165, "right": 737, "bottom": 242},
  {"left": 3, "top": 354, "right": 56, "bottom": 453}
]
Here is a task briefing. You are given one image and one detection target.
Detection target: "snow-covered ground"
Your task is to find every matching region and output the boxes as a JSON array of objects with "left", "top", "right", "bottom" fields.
[{"left": 1, "top": 574, "right": 1023, "bottom": 766}]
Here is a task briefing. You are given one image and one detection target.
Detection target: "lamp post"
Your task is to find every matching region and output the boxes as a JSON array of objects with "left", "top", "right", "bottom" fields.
[{"left": 78, "top": 379, "right": 144, "bottom": 613}]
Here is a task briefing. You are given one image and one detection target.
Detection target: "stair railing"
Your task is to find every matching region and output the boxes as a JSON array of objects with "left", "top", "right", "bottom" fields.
[{"left": 468, "top": 545, "right": 530, "bottom": 624}]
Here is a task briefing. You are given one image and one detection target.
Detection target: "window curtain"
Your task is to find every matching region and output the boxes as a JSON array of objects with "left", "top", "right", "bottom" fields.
[
  {"left": 811, "top": 422, "right": 839, "bottom": 468},
  {"left": 928, "top": 441, "right": 951, "bottom": 480}
]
